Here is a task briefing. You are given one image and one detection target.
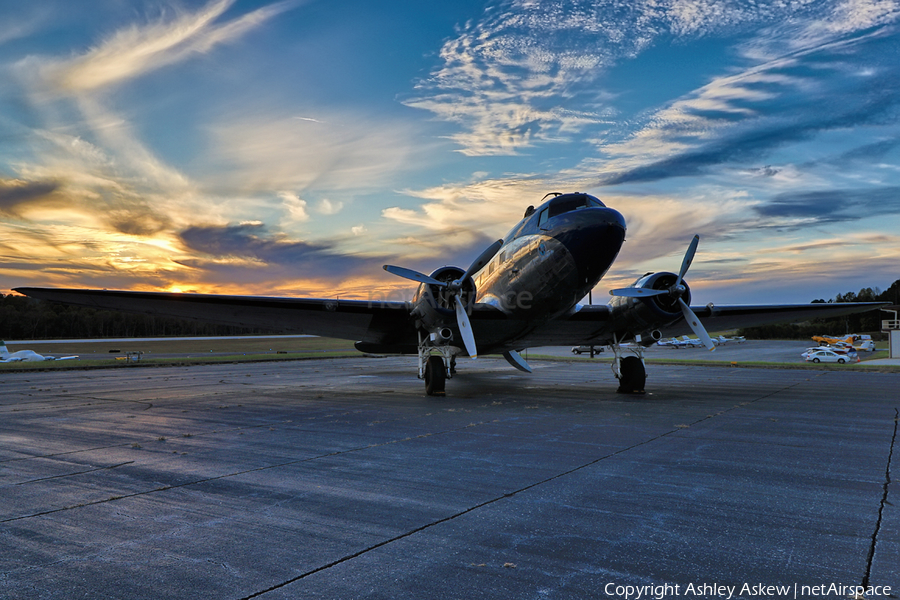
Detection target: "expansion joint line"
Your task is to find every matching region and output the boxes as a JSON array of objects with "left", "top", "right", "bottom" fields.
[
  {"left": 862, "top": 407, "right": 897, "bottom": 589},
  {"left": 240, "top": 380, "right": 813, "bottom": 598},
  {"left": 237, "top": 419, "right": 727, "bottom": 600}
]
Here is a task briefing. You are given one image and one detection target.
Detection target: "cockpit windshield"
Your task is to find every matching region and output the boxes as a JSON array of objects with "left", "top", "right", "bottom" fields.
[{"left": 546, "top": 194, "right": 605, "bottom": 219}]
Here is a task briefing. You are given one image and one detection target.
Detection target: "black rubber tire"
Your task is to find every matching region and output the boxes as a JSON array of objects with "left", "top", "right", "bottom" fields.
[
  {"left": 424, "top": 356, "right": 446, "bottom": 396},
  {"left": 617, "top": 356, "right": 646, "bottom": 394},
  {"left": 838, "top": 358, "right": 845, "bottom": 364},
  {"left": 812, "top": 358, "right": 820, "bottom": 363}
]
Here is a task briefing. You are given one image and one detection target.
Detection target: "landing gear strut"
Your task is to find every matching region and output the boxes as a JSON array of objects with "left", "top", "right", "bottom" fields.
[
  {"left": 611, "top": 334, "right": 646, "bottom": 394},
  {"left": 417, "top": 330, "right": 457, "bottom": 396}
]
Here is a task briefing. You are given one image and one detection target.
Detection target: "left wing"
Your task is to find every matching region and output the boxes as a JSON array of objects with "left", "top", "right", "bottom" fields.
[{"left": 14, "top": 288, "right": 417, "bottom": 347}]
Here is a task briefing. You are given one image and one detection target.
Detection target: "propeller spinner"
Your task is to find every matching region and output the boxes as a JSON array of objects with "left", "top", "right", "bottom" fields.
[
  {"left": 383, "top": 239, "right": 504, "bottom": 358},
  {"left": 609, "top": 235, "right": 715, "bottom": 351}
]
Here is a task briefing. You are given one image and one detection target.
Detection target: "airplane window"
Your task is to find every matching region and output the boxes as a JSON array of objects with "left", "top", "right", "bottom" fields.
[
  {"left": 548, "top": 194, "right": 603, "bottom": 218},
  {"left": 538, "top": 209, "right": 549, "bottom": 228}
]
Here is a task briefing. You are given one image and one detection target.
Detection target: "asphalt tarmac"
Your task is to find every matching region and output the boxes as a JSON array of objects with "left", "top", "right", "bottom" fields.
[{"left": 1, "top": 357, "right": 897, "bottom": 600}]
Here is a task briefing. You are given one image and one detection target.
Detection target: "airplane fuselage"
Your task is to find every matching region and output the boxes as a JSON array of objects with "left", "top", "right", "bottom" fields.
[{"left": 473, "top": 193, "right": 626, "bottom": 321}]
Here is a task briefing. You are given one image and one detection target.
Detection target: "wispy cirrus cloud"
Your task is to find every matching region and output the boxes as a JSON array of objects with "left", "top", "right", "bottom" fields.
[
  {"left": 593, "top": 25, "right": 900, "bottom": 187},
  {"left": 202, "top": 110, "right": 420, "bottom": 195},
  {"left": 404, "top": 0, "right": 842, "bottom": 156},
  {"left": 36, "top": 0, "right": 298, "bottom": 95}
]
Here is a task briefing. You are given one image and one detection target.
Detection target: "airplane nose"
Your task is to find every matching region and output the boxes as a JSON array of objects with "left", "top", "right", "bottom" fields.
[{"left": 552, "top": 207, "right": 627, "bottom": 285}]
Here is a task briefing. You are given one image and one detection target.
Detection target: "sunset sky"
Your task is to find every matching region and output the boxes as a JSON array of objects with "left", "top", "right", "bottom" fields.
[{"left": 1, "top": 0, "right": 899, "bottom": 305}]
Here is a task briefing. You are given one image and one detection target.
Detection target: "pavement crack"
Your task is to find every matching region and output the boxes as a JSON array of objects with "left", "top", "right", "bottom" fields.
[
  {"left": 13, "top": 461, "right": 135, "bottom": 486},
  {"left": 0, "top": 418, "right": 503, "bottom": 524},
  {"left": 862, "top": 406, "right": 897, "bottom": 589}
]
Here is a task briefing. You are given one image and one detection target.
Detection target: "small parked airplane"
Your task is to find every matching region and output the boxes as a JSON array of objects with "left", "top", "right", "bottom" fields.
[
  {"left": 714, "top": 334, "right": 746, "bottom": 345},
  {"left": 16, "top": 192, "right": 884, "bottom": 395},
  {"left": 656, "top": 337, "right": 684, "bottom": 348},
  {"left": 656, "top": 336, "right": 701, "bottom": 348},
  {"left": 0, "top": 341, "right": 77, "bottom": 363}
]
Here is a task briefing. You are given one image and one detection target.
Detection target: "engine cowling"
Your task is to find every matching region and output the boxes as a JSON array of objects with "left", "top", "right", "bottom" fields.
[
  {"left": 608, "top": 271, "right": 690, "bottom": 337},
  {"left": 410, "top": 266, "right": 476, "bottom": 333}
]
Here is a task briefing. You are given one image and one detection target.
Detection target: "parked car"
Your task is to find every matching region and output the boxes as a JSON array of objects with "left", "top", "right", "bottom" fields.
[
  {"left": 572, "top": 345, "right": 603, "bottom": 355},
  {"left": 804, "top": 349, "right": 859, "bottom": 364}
]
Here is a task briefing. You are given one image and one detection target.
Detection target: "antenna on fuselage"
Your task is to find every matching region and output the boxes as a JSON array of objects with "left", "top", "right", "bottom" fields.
[{"left": 541, "top": 192, "right": 563, "bottom": 201}]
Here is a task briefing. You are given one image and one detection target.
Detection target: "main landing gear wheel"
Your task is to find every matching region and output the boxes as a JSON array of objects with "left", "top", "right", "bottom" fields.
[
  {"left": 424, "top": 355, "right": 446, "bottom": 396},
  {"left": 617, "top": 356, "right": 646, "bottom": 394}
]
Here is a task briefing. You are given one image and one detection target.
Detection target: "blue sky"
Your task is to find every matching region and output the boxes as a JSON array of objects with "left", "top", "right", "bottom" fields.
[{"left": 1, "top": 0, "right": 899, "bottom": 305}]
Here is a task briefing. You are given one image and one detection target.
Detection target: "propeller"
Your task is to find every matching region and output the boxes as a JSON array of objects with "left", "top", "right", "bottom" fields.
[
  {"left": 383, "top": 238, "right": 504, "bottom": 358},
  {"left": 609, "top": 235, "right": 715, "bottom": 351}
]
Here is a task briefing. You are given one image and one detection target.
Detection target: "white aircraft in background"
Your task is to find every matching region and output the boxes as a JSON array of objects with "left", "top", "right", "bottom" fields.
[
  {"left": 714, "top": 335, "right": 746, "bottom": 345},
  {"left": 0, "top": 341, "right": 77, "bottom": 363}
]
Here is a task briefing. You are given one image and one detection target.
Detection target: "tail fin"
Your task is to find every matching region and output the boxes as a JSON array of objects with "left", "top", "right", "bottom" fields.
[{"left": 0, "top": 341, "right": 9, "bottom": 359}]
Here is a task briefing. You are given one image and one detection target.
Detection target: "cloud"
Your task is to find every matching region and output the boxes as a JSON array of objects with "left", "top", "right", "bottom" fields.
[
  {"left": 403, "top": 0, "right": 851, "bottom": 156},
  {"left": 203, "top": 111, "right": 418, "bottom": 194},
  {"left": 592, "top": 24, "right": 900, "bottom": 186},
  {"left": 178, "top": 221, "right": 377, "bottom": 278},
  {"left": 278, "top": 191, "right": 309, "bottom": 222},
  {"left": 316, "top": 199, "right": 343, "bottom": 215},
  {"left": 37, "top": 0, "right": 297, "bottom": 95},
  {"left": 754, "top": 186, "right": 900, "bottom": 224},
  {"left": 0, "top": 178, "right": 59, "bottom": 212}
]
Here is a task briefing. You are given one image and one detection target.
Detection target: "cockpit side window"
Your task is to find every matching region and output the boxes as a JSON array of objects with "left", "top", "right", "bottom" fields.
[{"left": 538, "top": 208, "right": 549, "bottom": 228}]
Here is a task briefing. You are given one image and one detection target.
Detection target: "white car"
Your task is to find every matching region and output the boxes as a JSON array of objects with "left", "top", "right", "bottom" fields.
[{"left": 804, "top": 349, "right": 859, "bottom": 364}]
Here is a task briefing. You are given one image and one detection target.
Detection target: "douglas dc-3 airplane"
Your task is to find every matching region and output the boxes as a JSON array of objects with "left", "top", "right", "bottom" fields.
[{"left": 16, "top": 192, "right": 884, "bottom": 395}]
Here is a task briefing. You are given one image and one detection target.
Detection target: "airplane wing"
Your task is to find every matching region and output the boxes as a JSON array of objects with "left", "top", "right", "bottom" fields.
[
  {"left": 12, "top": 287, "right": 885, "bottom": 353},
  {"left": 493, "top": 301, "right": 886, "bottom": 349},
  {"left": 14, "top": 288, "right": 418, "bottom": 348}
]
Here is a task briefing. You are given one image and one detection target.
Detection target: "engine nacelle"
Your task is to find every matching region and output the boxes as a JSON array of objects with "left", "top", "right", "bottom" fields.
[
  {"left": 608, "top": 271, "right": 690, "bottom": 339},
  {"left": 410, "top": 266, "right": 476, "bottom": 333}
]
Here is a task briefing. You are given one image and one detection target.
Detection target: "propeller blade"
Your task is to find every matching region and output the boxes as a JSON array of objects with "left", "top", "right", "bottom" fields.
[
  {"left": 677, "top": 298, "right": 715, "bottom": 351},
  {"left": 675, "top": 235, "right": 700, "bottom": 288},
  {"left": 609, "top": 287, "right": 669, "bottom": 298},
  {"left": 502, "top": 350, "right": 532, "bottom": 373},
  {"left": 462, "top": 238, "right": 504, "bottom": 283},
  {"left": 383, "top": 265, "right": 446, "bottom": 287},
  {"left": 454, "top": 297, "right": 478, "bottom": 358}
]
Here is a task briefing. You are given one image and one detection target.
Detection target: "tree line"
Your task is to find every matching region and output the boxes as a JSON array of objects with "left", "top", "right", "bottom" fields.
[{"left": 1, "top": 278, "right": 897, "bottom": 340}]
